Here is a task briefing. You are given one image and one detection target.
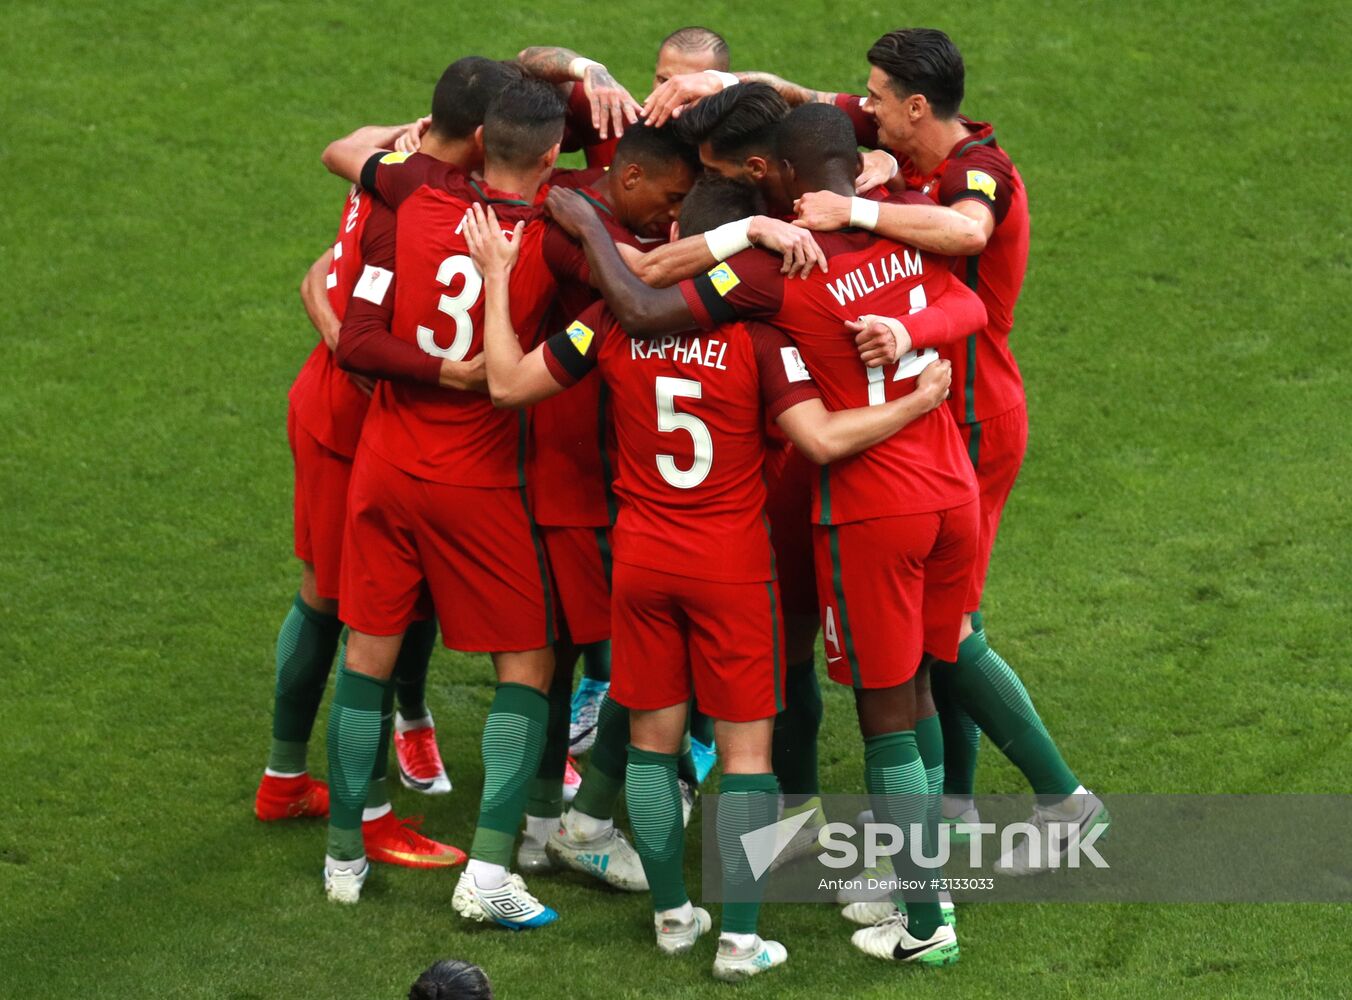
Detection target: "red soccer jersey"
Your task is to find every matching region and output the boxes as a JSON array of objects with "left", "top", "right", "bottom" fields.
[
  {"left": 358, "top": 151, "right": 556, "bottom": 486},
  {"left": 562, "top": 81, "right": 620, "bottom": 168},
  {"left": 530, "top": 191, "right": 658, "bottom": 528},
  {"left": 542, "top": 303, "right": 820, "bottom": 583},
  {"left": 287, "top": 185, "right": 375, "bottom": 457},
  {"left": 678, "top": 220, "right": 985, "bottom": 525},
  {"left": 831, "top": 99, "right": 1030, "bottom": 424}
]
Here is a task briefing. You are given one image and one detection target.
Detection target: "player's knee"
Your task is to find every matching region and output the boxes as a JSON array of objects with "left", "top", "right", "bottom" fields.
[
  {"left": 853, "top": 683, "right": 916, "bottom": 738},
  {"left": 493, "top": 647, "right": 555, "bottom": 692},
  {"left": 298, "top": 564, "right": 336, "bottom": 617},
  {"left": 344, "top": 630, "right": 403, "bottom": 681}
]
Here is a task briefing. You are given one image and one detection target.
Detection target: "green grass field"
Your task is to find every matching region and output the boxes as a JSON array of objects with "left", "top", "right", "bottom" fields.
[{"left": 3, "top": 1, "right": 1350, "bottom": 997}]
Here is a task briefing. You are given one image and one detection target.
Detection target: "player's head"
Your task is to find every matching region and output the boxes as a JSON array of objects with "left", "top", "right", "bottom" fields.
[
  {"left": 408, "top": 959, "right": 493, "bottom": 1000},
  {"left": 672, "top": 175, "right": 765, "bottom": 240},
  {"left": 607, "top": 124, "right": 700, "bottom": 239},
  {"left": 865, "top": 28, "right": 965, "bottom": 152},
  {"left": 654, "top": 26, "right": 730, "bottom": 88},
  {"left": 775, "top": 103, "right": 861, "bottom": 200},
  {"left": 673, "top": 83, "right": 792, "bottom": 212},
  {"left": 483, "top": 79, "right": 567, "bottom": 181},
  {"left": 429, "top": 57, "right": 524, "bottom": 167}
]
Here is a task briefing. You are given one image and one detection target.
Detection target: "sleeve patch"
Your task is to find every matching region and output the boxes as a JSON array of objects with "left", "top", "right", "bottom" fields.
[
  {"left": 353, "top": 265, "right": 393, "bottom": 305},
  {"left": 707, "top": 262, "right": 741, "bottom": 297},
  {"left": 965, "top": 169, "right": 997, "bottom": 200},
  {"left": 780, "top": 346, "right": 812, "bottom": 383},
  {"left": 565, "top": 320, "right": 595, "bottom": 355},
  {"left": 379, "top": 151, "right": 411, "bottom": 165}
]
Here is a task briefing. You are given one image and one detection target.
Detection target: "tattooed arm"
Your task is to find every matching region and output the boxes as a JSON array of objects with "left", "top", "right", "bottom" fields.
[
  {"left": 518, "top": 46, "right": 640, "bottom": 138},
  {"left": 735, "top": 71, "right": 839, "bottom": 107}
]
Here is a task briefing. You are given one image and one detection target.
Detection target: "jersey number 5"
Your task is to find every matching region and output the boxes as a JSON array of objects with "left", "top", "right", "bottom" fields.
[
  {"left": 416, "top": 254, "right": 481, "bottom": 361},
  {"left": 655, "top": 376, "right": 713, "bottom": 489}
]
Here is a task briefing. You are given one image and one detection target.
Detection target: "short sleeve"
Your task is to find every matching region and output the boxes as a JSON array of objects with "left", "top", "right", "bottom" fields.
[
  {"left": 543, "top": 301, "right": 611, "bottom": 386},
  {"left": 360, "top": 151, "right": 442, "bottom": 209},
  {"left": 678, "top": 249, "right": 786, "bottom": 330},
  {"left": 938, "top": 147, "right": 1015, "bottom": 224},
  {"left": 747, "top": 322, "right": 821, "bottom": 418},
  {"left": 834, "top": 93, "right": 880, "bottom": 149}
]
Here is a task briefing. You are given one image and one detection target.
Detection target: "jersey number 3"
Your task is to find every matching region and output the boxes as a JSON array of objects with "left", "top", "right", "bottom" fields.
[
  {"left": 417, "top": 254, "right": 481, "bottom": 361},
  {"left": 655, "top": 376, "right": 713, "bottom": 489}
]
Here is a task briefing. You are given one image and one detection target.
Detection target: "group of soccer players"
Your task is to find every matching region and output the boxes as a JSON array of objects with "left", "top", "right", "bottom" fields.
[{"left": 255, "top": 25, "right": 1109, "bottom": 981}]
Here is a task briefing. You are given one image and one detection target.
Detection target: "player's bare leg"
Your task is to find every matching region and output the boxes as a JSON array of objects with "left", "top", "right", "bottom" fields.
[
  {"left": 256, "top": 562, "right": 339, "bottom": 822},
  {"left": 453, "top": 646, "right": 559, "bottom": 929}
]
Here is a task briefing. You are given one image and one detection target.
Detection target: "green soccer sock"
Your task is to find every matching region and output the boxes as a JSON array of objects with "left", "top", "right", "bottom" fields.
[
  {"left": 528, "top": 653, "right": 575, "bottom": 821},
  {"left": 326, "top": 662, "right": 389, "bottom": 861},
  {"left": 391, "top": 618, "right": 437, "bottom": 724},
  {"left": 267, "top": 594, "right": 342, "bottom": 775},
  {"left": 914, "top": 712, "right": 944, "bottom": 857},
  {"left": 571, "top": 694, "right": 629, "bottom": 820},
  {"left": 949, "top": 628, "right": 1079, "bottom": 797},
  {"left": 625, "top": 746, "right": 688, "bottom": 912},
  {"left": 469, "top": 683, "right": 549, "bottom": 866},
  {"left": 364, "top": 678, "right": 396, "bottom": 813},
  {"left": 933, "top": 666, "right": 982, "bottom": 798},
  {"left": 716, "top": 772, "right": 779, "bottom": 934},
  {"left": 865, "top": 730, "right": 942, "bottom": 940},
  {"left": 772, "top": 658, "right": 822, "bottom": 802},
  {"left": 579, "top": 639, "right": 611, "bottom": 684}
]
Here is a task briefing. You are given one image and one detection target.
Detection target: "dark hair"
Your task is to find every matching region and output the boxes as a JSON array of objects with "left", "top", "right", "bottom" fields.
[
  {"left": 867, "top": 28, "right": 965, "bottom": 119},
  {"left": 659, "top": 26, "right": 730, "bottom": 70},
  {"left": 776, "top": 103, "right": 859, "bottom": 182},
  {"left": 483, "top": 79, "right": 567, "bottom": 169},
  {"left": 613, "top": 123, "right": 700, "bottom": 177},
  {"left": 430, "top": 57, "right": 523, "bottom": 140},
  {"left": 677, "top": 175, "right": 765, "bottom": 237},
  {"left": 408, "top": 959, "right": 493, "bottom": 1000},
  {"left": 673, "top": 82, "right": 788, "bottom": 161}
]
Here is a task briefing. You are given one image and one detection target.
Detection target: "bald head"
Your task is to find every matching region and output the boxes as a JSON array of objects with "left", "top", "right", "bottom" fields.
[{"left": 654, "top": 26, "right": 730, "bottom": 86}]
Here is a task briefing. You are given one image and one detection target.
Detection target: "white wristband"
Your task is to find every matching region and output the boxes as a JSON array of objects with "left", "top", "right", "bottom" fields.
[
  {"left": 704, "top": 70, "right": 740, "bottom": 90},
  {"left": 570, "top": 57, "right": 603, "bottom": 80},
  {"left": 704, "top": 218, "right": 752, "bottom": 261},
  {"left": 849, "top": 197, "right": 880, "bottom": 230}
]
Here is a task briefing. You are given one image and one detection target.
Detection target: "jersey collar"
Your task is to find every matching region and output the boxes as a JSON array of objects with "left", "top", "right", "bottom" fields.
[{"left": 469, "top": 179, "right": 530, "bottom": 207}]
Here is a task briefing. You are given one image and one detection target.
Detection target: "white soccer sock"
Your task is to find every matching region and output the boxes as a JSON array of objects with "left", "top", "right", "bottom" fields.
[
  {"left": 720, "top": 931, "right": 758, "bottom": 951},
  {"left": 655, "top": 901, "right": 694, "bottom": 926},
  {"left": 324, "top": 854, "right": 367, "bottom": 874},
  {"left": 466, "top": 858, "right": 509, "bottom": 889},
  {"left": 395, "top": 711, "right": 434, "bottom": 734},
  {"left": 264, "top": 767, "right": 306, "bottom": 779},
  {"left": 564, "top": 809, "right": 612, "bottom": 842},
  {"left": 361, "top": 802, "right": 392, "bottom": 823},
  {"left": 524, "top": 814, "right": 557, "bottom": 843}
]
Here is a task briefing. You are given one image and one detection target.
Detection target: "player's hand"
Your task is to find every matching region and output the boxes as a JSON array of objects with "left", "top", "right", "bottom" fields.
[
  {"left": 463, "top": 203, "right": 523, "bottom": 278},
  {"left": 395, "top": 116, "right": 431, "bottom": 154},
  {"left": 347, "top": 373, "right": 376, "bottom": 397},
  {"left": 748, "top": 216, "right": 829, "bottom": 278},
  {"left": 855, "top": 149, "right": 898, "bottom": 194},
  {"left": 583, "top": 64, "right": 641, "bottom": 140},
  {"left": 440, "top": 353, "right": 488, "bottom": 393},
  {"left": 847, "top": 314, "right": 909, "bottom": 368},
  {"left": 792, "top": 191, "right": 852, "bottom": 233},
  {"left": 544, "top": 186, "right": 602, "bottom": 238},
  {"left": 642, "top": 71, "right": 724, "bottom": 128},
  {"left": 916, "top": 358, "right": 952, "bottom": 408}
]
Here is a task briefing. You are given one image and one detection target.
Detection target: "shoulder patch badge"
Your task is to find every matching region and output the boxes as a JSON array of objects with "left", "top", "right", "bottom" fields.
[
  {"left": 566, "top": 320, "right": 594, "bottom": 355},
  {"left": 707, "top": 263, "right": 741, "bottom": 296},
  {"left": 379, "top": 151, "right": 411, "bottom": 165},
  {"left": 966, "top": 169, "right": 997, "bottom": 200}
]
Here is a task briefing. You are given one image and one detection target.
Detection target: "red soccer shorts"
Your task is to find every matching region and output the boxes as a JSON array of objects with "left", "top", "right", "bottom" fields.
[
  {"left": 340, "top": 444, "right": 553, "bottom": 652},
  {"left": 959, "top": 402, "right": 1029, "bottom": 611},
  {"left": 609, "top": 561, "right": 784, "bottom": 723},
  {"left": 764, "top": 442, "right": 819, "bottom": 618},
  {"left": 540, "top": 525, "right": 612, "bottom": 646},
  {"left": 288, "top": 403, "right": 352, "bottom": 600},
  {"left": 814, "top": 500, "right": 980, "bottom": 689}
]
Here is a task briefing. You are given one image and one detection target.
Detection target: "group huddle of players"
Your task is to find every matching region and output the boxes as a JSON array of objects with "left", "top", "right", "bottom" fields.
[{"left": 255, "top": 25, "right": 1109, "bottom": 980}]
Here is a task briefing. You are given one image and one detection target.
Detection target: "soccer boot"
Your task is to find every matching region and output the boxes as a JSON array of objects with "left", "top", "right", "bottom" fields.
[
  {"left": 843, "top": 892, "right": 956, "bottom": 928},
  {"left": 690, "top": 737, "right": 718, "bottom": 783},
  {"left": 679, "top": 778, "right": 699, "bottom": 828},
  {"left": 655, "top": 906, "right": 712, "bottom": 955},
  {"left": 568, "top": 679, "right": 609, "bottom": 754},
  {"left": 547, "top": 812, "right": 649, "bottom": 891},
  {"left": 453, "top": 870, "right": 558, "bottom": 930},
  {"left": 363, "top": 810, "right": 466, "bottom": 869},
  {"left": 562, "top": 756, "right": 582, "bottom": 804},
  {"left": 323, "top": 855, "right": 369, "bottom": 904},
  {"left": 517, "top": 820, "right": 558, "bottom": 876},
  {"left": 995, "top": 787, "right": 1110, "bottom": 876},
  {"left": 712, "top": 936, "right": 789, "bottom": 981},
  {"left": 394, "top": 712, "right": 452, "bottom": 795},
  {"left": 835, "top": 853, "right": 896, "bottom": 904},
  {"left": 255, "top": 772, "right": 329, "bottom": 821},
  {"left": 940, "top": 802, "right": 982, "bottom": 848},
  {"left": 769, "top": 801, "right": 825, "bottom": 872},
  {"left": 851, "top": 913, "right": 959, "bottom": 967}
]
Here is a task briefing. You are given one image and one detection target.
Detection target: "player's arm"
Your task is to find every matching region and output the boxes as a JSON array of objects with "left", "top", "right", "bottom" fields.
[
  {"left": 300, "top": 248, "right": 340, "bottom": 351},
  {"left": 631, "top": 216, "right": 828, "bottom": 287},
  {"left": 735, "top": 71, "right": 838, "bottom": 107},
  {"left": 320, "top": 119, "right": 422, "bottom": 184},
  {"left": 850, "top": 272, "right": 989, "bottom": 368},
  {"left": 776, "top": 358, "right": 952, "bottom": 464},
  {"left": 518, "top": 46, "right": 640, "bottom": 139},
  {"left": 462, "top": 204, "right": 570, "bottom": 409},
  {"left": 794, "top": 190, "right": 987, "bottom": 256}
]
